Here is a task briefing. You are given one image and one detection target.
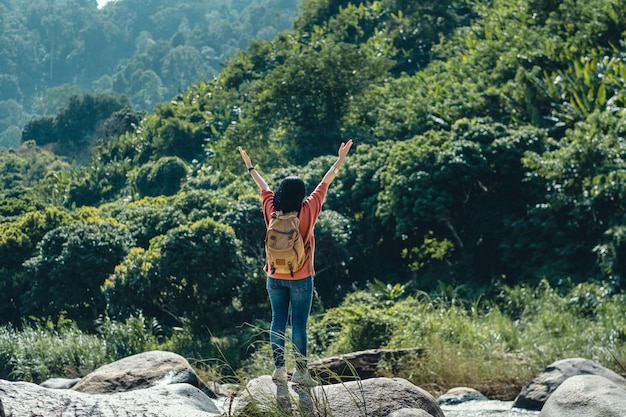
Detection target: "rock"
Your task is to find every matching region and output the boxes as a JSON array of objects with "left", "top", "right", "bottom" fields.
[
  {"left": 0, "top": 379, "right": 222, "bottom": 417},
  {"left": 539, "top": 374, "right": 626, "bottom": 417},
  {"left": 0, "top": 350, "right": 228, "bottom": 416},
  {"left": 71, "top": 350, "right": 216, "bottom": 398},
  {"left": 230, "top": 375, "right": 303, "bottom": 416},
  {"left": 387, "top": 408, "right": 434, "bottom": 417},
  {"left": 319, "top": 377, "right": 445, "bottom": 417},
  {"left": 513, "top": 357, "right": 626, "bottom": 411},
  {"left": 40, "top": 377, "right": 81, "bottom": 389},
  {"left": 232, "top": 375, "right": 445, "bottom": 417},
  {"left": 437, "top": 387, "right": 489, "bottom": 405},
  {"left": 308, "top": 348, "right": 426, "bottom": 384}
]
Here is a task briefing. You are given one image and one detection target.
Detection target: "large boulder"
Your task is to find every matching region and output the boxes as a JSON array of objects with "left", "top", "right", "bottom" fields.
[
  {"left": 321, "top": 377, "right": 444, "bottom": 417},
  {"left": 232, "top": 375, "right": 445, "bottom": 417},
  {"left": 513, "top": 357, "right": 626, "bottom": 411},
  {"left": 539, "top": 374, "right": 626, "bottom": 417},
  {"left": 72, "top": 350, "right": 215, "bottom": 398},
  {"left": 0, "top": 379, "right": 222, "bottom": 417},
  {"left": 0, "top": 350, "right": 226, "bottom": 417}
]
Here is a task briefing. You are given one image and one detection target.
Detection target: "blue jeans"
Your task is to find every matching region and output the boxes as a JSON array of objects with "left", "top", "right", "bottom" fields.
[{"left": 266, "top": 276, "right": 314, "bottom": 371}]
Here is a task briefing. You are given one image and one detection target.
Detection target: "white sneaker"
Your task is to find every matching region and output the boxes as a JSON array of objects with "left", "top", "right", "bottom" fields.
[
  {"left": 292, "top": 369, "right": 318, "bottom": 386},
  {"left": 272, "top": 367, "right": 287, "bottom": 382}
]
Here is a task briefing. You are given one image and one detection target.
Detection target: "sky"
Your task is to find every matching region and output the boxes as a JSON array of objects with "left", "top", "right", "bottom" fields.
[{"left": 96, "top": 0, "right": 114, "bottom": 8}]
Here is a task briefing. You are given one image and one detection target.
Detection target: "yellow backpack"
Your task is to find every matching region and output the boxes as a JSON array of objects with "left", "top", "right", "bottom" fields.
[{"left": 265, "top": 212, "right": 306, "bottom": 276}]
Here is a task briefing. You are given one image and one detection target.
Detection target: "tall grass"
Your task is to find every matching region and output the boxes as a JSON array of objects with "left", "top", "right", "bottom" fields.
[
  {"left": 0, "top": 314, "right": 163, "bottom": 382},
  {"left": 0, "top": 313, "right": 260, "bottom": 384},
  {"left": 1, "top": 280, "right": 624, "bottom": 402},
  {"left": 304, "top": 279, "right": 626, "bottom": 399}
]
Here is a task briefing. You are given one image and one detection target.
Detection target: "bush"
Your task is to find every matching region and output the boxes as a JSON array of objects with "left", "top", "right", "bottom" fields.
[
  {"left": 0, "top": 320, "right": 109, "bottom": 383},
  {"left": 0, "top": 315, "right": 166, "bottom": 383},
  {"left": 305, "top": 280, "right": 626, "bottom": 397},
  {"left": 134, "top": 156, "right": 188, "bottom": 197},
  {"left": 105, "top": 218, "right": 247, "bottom": 334},
  {"left": 23, "top": 221, "right": 134, "bottom": 321}
]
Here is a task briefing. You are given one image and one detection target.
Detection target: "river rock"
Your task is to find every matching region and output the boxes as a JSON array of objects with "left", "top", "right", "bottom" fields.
[
  {"left": 232, "top": 375, "right": 445, "bottom": 417},
  {"left": 40, "top": 377, "right": 82, "bottom": 389},
  {"left": 437, "top": 387, "right": 488, "bottom": 405},
  {"left": 539, "top": 374, "right": 626, "bottom": 417},
  {"left": 387, "top": 407, "right": 435, "bottom": 417},
  {"left": 0, "top": 378, "right": 222, "bottom": 417},
  {"left": 72, "top": 350, "right": 216, "bottom": 398},
  {"left": 513, "top": 357, "right": 626, "bottom": 411}
]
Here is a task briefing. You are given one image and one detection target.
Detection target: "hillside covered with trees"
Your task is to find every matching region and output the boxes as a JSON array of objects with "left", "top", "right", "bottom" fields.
[
  {"left": 0, "top": 0, "right": 300, "bottom": 148},
  {"left": 1, "top": 0, "right": 625, "bottom": 387}
]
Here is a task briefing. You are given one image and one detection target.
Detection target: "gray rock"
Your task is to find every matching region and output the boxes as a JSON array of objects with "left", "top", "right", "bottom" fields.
[
  {"left": 72, "top": 350, "right": 216, "bottom": 398},
  {"left": 388, "top": 407, "right": 434, "bottom": 417},
  {"left": 232, "top": 375, "right": 445, "bottom": 417},
  {"left": 0, "top": 378, "right": 222, "bottom": 417},
  {"left": 39, "top": 377, "right": 82, "bottom": 389},
  {"left": 513, "top": 357, "right": 626, "bottom": 411},
  {"left": 231, "top": 375, "right": 305, "bottom": 416},
  {"left": 539, "top": 374, "right": 626, "bottom": 417},
  {"left": 320, "top": 377, "right": 445, "bottom": 417},
  {"left": 437, "top": 387, "right": 488, "bottom": 405}
]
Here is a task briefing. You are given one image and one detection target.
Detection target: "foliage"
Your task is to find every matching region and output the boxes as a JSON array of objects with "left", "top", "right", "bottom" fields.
[
  {"left": 303, "top": 280, "right": 626, "bottom": 396},
  {"left": 22, "top": 220, "right": 135, "bottom": 322},
  {"left": 0, "top": 206, "right": 72, "bottom": 270},
  {"left": 95, "top": 315, "right": 164, "bottom": 362},
  {"left": 376, "top": 119, "right": 548, "bottom": 288},
  {"left": 0, "top": 142, "right": 70, "bottom": 195},
  {"left": 1, "top": 0, "right": 626, "bottom": 389},
  {"left": 134, "top": 156, "right": 188, "bottom": 197},
  {"left": 0, "top": 315, "right": 162, "bottom": 383},
  {"left": 21, "top": 92, "right": 132, "bottom": 159},
  {"left": 216, "top": 29, "right": 393, "bottom": 167},
  {"left": 99, "top": 196, "right": 187, "bottom": 248},
  {"left": 1, "top": 0, "right": 301, "bottom": 148},
  {"left": 0, "top": 206, "right": 73, "bottom": 323},
  {"left": 519, "top": 108, "right": 626, "bottom": 286},
  {"left": 295, "top": 0, "right": 476, "bottom": 75},
  {"left": 104, "top": 218, "right": 247, "bottom": 335}
]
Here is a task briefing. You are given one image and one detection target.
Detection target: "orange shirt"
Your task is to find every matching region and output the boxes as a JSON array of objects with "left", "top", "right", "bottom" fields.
[{"left": 262, "top": 181, "right": 328, "bottom": 280}]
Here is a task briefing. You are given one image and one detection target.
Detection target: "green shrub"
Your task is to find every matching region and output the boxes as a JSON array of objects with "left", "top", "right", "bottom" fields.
[
  {"left": 0, "top": 320, "right": 108, "bottom": 382},
  {"left": 306, "top": 280, "right": 626, "bottom": 397},
  {"left": 0, "top": 315, "right": 165, "bottom": 383},
  {"left": 22, "top": 221, "right": 134, "bottom": 321},
  {"left": 134, "top": 156, "right": 188, "bottom": 197}
]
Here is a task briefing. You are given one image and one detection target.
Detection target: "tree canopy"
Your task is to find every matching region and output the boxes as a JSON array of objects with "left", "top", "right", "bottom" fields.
[{"left": 0, "top": 0, "right": 301, "bottom": 149}]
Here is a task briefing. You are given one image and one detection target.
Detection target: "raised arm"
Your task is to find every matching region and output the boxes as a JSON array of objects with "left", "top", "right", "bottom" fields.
[
  {"left": 238, "top": 146, "right": 270, "bottom": 192},
  {"left": 322, "top": 139, "right": 353, "bottom": 185}
]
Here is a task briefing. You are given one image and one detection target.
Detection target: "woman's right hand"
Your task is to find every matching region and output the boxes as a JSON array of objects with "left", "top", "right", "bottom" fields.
[{"left": 238, "top": 146, "right": 252, "bottom": 168}]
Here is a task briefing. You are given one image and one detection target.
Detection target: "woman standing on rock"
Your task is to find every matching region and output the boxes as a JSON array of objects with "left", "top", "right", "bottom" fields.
[{"left": 238, "top": 139, "right": 353, "bottom": 386}]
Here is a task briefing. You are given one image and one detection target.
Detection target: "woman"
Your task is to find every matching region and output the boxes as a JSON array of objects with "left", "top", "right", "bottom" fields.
[{"left": 238, "top": 139, "right": 353, "bottom": 385}]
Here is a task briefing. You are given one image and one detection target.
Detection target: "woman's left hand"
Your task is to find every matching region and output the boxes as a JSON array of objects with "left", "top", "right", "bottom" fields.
[{"left": 338, "top": 139, "right": 353, "bottom": 160}]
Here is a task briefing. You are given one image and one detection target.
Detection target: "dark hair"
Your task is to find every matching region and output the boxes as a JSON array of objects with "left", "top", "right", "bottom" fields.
[{"left": 274, "top": 176, "right": 306, "bottom": 213}]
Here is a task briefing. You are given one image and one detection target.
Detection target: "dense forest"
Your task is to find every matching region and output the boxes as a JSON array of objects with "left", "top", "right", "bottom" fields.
[
  {"left": 1, "top": 0, "right": 626, "bottom": 382},
  {"left": 0, "top": 0, "right": 300, "bottom": 148}
]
